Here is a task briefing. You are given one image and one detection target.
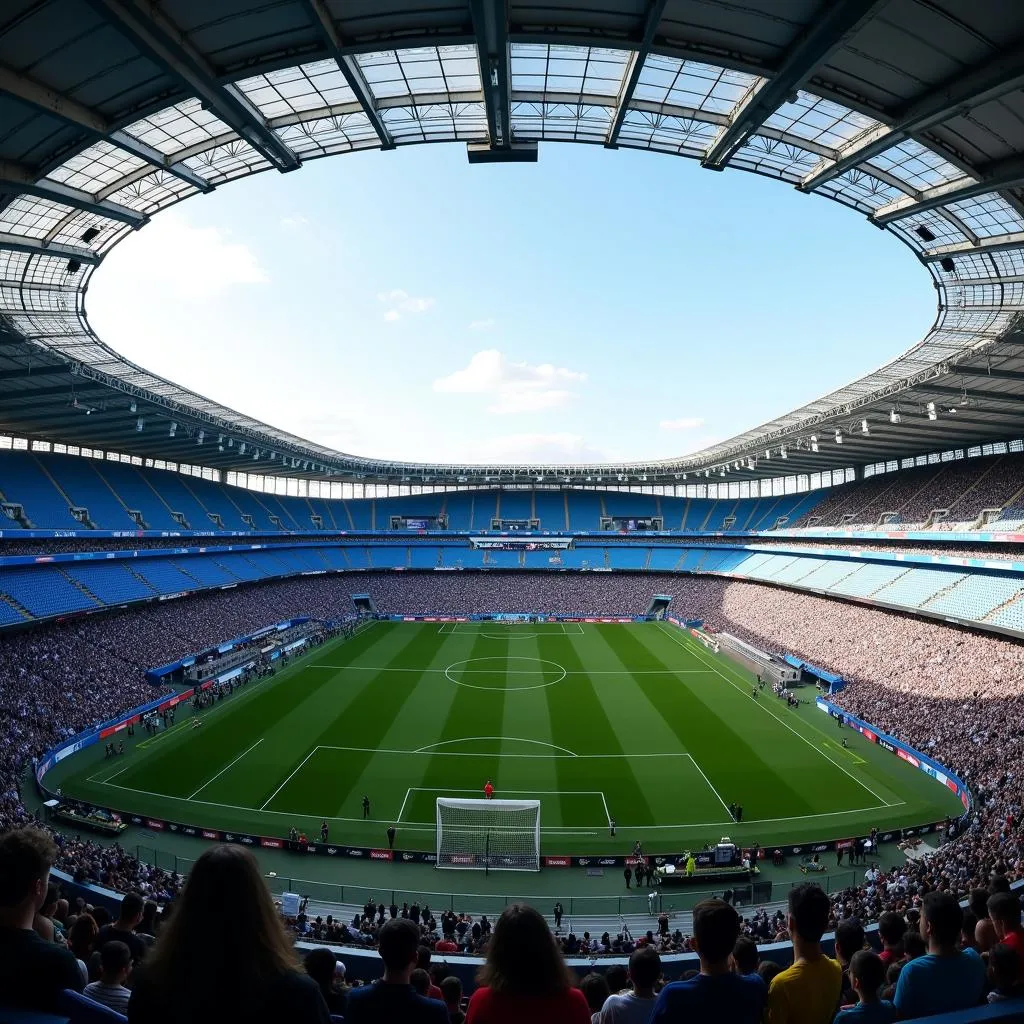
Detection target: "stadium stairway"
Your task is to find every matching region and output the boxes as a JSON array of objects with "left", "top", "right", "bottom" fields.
[{"left": 58, "top": 567, "right": 102, "bottom": 606}]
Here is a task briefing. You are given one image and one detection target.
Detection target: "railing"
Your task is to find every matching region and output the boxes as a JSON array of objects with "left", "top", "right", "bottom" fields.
[{"left": 132, "top": 845, "right": 862, "bottom": 916}]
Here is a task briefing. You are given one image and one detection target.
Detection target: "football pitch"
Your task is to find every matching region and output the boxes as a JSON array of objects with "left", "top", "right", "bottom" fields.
[{"left": 53, "top": 621, "right": 964, "bottom": 855}]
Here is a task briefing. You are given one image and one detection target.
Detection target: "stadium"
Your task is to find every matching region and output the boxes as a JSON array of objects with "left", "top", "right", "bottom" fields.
[{"left": 1, "top": 0, "right": 1024, "bottom": 1021}]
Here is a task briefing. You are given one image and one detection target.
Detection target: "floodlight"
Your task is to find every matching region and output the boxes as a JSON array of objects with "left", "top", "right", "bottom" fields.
[
  {"left": 169, "top": 421, "right": 177, "bottom": 437},
  {"left": 834, "top": 429, "right": 843, "bottom": 444},
  {"left": 780, "top": 446, "right": 787, "bottom": 459},
  {"left": 129, "top": 401, "right": 137, "bottom": 413},
  {"left": 136, "top": 417, "right": 144, "bottom": 432},
  {"left": 861, "top": 419, "right": 869, "bottom": 435},
  {"left": 810, "top": 435, "right": 818, "bottom": 452},
  {"left": 926, "top": 401, "right": 937, "bottom": 420},
  {"left": 889, "top": 409, "right": 901, "bottom": 424}
]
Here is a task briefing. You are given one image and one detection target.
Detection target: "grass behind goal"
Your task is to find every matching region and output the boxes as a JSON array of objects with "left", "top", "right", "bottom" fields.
[{"left": 53, "top": 621, "right": 964, "bottom": 854}]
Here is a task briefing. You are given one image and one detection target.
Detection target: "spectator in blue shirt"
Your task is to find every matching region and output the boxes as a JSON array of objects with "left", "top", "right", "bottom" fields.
[
  {"left": 835, "top": 950, "right": 895, "bottom": 1024},
  {"left": 893, "top": 891, "right": 986, "bottom": 1018},
  {"left": 651, "top": 899, "right": 765, "bottom": 1024},
  {"left": 346, "top": 918, "right": 448, "bottom": 1024}
]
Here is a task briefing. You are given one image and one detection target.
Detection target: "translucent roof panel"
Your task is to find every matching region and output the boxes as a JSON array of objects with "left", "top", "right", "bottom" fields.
[
  {"left": 890, "top": 209, "right": 974, "bottom": 252},
  {"left": 357, "top": 46, "right": 481, "bottom": 101},
  {"left": 511, "top": 44, "right": 630, "bottom": 99},
  {"left": 616, "top": 108, "right": 719, "bottom": 156},
  {"left": 0, "top": 195, "right": 71, "bottom": 240},
  {"left": 180, "top": 140, "right": 269, "bottom": 185},
  {"left": 817, "top": 168, "right": 909, "bottom": 213},
  {"left": 276, "top": 113, "right": 381, "bottom": 158},
  {"left": 121, "top": 98, "right": 233, "bottom": 157},
  {"left": 946, "top": 192, "right": 1024, "bottom": 239},
  {"left": 235, "top": 60, "right": 357, "bottom": 120},
  {"left": 870, "top": 138, "right": 969, "bottom": 192},
  {"left": 512, "top": 99, "right": 613, "bottom": 142},
  {"left": 104, "top": 171, "right": 199, "bottom": 214},
  {"left": 381, "top": 100, "right": 487, "bottom": 143},
  {"left": 729, "top": 135, "right": 821, "bottom": 183},
  {"left": 631, "top": 55, "right": 757, "bottom": 115},
  {"left": 764, "top": 91, "right": 878, "bottom": 151},
  {"left": 47, "top": 140, "right": 150, "bottom": 194}
]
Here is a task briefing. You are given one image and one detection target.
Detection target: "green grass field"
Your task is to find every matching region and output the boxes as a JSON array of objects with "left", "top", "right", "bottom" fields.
[{"left": 51, "top": 621, "right": 963, "bottom": 855}]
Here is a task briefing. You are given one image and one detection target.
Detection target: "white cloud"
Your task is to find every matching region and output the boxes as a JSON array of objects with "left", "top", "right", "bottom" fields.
[
  {"left": 92, "top": 213, "right": 268, "bottom": 299},
  {"left": 469, "top": 318, "right": 496, "bottom": 331},
  {"left": 377, "top": 288, "right": 436, "bottom": 321},
  {"left": 280, "top": 214, "right": 309, "bottom": 231},
  {"left": 659, "top": 416, "right": 706, "bottom": 431},
  {"left": 432, "top": 349, "right": 587, "bottom": 415}
]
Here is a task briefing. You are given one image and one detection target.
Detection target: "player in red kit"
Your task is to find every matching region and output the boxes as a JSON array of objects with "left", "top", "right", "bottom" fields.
[{"left": 484, "top": 779, "right": 494, "bottom": 800}]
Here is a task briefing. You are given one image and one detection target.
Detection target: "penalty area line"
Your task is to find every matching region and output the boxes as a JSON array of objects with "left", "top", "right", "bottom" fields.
[{"left": 188, "top": 738, "right": 263, "bottom": 801}]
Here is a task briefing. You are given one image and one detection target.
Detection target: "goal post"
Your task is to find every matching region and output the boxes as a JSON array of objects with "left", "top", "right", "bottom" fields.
[{"left": 435, "top": 798, "right": 541, "bottom": 872}]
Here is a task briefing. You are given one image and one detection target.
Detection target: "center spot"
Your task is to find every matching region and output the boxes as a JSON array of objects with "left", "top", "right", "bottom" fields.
[{"left": 444, "top": 656, "right": 568, "bottom": 691}]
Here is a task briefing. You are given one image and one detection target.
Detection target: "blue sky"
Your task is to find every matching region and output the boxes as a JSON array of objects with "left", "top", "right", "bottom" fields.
[{"left": 88, "top": 143, "right": 935, "bottom": 466}]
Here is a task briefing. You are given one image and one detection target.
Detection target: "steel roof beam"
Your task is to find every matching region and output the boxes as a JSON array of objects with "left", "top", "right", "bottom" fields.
[
  {"left": 0, "top": 234, "right": 101, "bottom": 265},
  {"left": 0, "top": 162, "right": 146, "bottom": 229},
  {"left": 873, "top": 152, "right": 1024, "bottom": 225},
  {"left": 469, "top": 0, "right": 512, "bottom": 149},
  {"left": 0, "top": 62, "right": 211, "bottom": 193},
  {"left": 922, "top": 233, "right": 1024, "bottom": 261},
  {"left": 305, "top": 0, "right": 394, "bottom": 148},
  {"left": 703, "top": 0, "right": 880, "bottom": 170},
  {"left": 86, "top": 0, "right": 299, "bottom": 173},
  {"left": 606, "top": 0, "right": 669, "bottom": 148},
  {"left": 949, "top": 364, "right": 1024, "bottom": 380},
  {"left": 801, "top": 37, "right": 1024, "bottom": 192}
]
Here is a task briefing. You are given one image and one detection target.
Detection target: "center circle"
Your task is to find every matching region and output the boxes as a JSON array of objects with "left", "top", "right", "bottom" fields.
[{"left": 444, "top": 657, "right": 568, "bottom": 691}]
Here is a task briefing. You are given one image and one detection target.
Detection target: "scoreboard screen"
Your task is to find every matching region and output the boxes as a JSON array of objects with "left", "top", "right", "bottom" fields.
[
  {"left": 390, "top": 514, "right": 448, "bottom": 530},
  {"left": 601, "top": 515, "right": 664, "bottom": 531}
]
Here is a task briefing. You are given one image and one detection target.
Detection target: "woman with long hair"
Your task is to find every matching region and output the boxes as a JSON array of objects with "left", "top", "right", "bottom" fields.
[
  {"left": 466, "top": 904, "right": 590, "bottom": 1023},
  {"left": 127, "top": 845, "right": 329, "bottom": 1024}
]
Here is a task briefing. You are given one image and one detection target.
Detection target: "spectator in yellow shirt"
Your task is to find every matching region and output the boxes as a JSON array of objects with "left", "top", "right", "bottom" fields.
[{"left": 765, "top": 883, "right": 842, "bottom": 1024}]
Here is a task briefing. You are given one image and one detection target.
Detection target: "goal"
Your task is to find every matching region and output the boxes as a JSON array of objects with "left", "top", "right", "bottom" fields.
[{"left": 435, "top": 797, "right": 541, "bottom": 872}]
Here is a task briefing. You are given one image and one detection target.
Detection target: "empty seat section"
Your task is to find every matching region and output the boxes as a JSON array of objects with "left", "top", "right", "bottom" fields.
[
  {"left": 344, "top": 500, "right": 373, "bottom": 530},
  {"left": 871, "top": 569, "right": 966, "bottom": 607},
  {"left": 210, "top": 553, "right": 267, "bottom": 581},
  {"left": 678, "top": 549, "right": 707, "bottom": 571},
  {"left": 241, "top": 552, "right": 292, "bottom": 576},
  {"left": 96, "top": 463, "right": 180, "bottom": 530},
  {"left": 567, "top": 492, "right": 602, "bottom": 530},
  {"left": 66, "top": 563, "right": 156, "bottom": 603},
  {"left": 314, "top": 547, "right": 350, "bottom": 570},
  {"left": 769, "top": 556, "right": 829, "bottom": 584},
  {"left": 173, "top": 557, "right": 234, "bottom": 587},
  {"left": 498, "top": 491, "right": 533, "bottom": 521},
  {"left": 924, "top": 575, "right": 1024, "bottom": 620},
  {"left": 609, "top": 547, "right": 649, "bottom": 569},
  {"left": 0, "top": 568, "right": 99, "bottom": 617},
  {"left": 221, "top": 486, "right": 280, "bottom": 530},
  {"left": 148, "top": 473, "right": 214, "bottom": 530},
  {"left": 659, "top": 496, "right": 686, "bottom": 529},
  {"left": 366, "top": 546, "right": 408, "bottom": 569},
  {"left": 410, "top": 546, "right": 440, "bottom": 568},
  {"left": 602, "top": 492, "right": 657, "bottom": 518},
  {"left": 471, "top": 491, "right": 499, "bottom": 529},
  {"left": 443, "top": 493, "right": 472, "bottom": 531},
  {"left": 987, "top": 594, "right": 1024, "bottom": 631},
  {"left": 259, "top": 494, "right": 305, "bottom": 531},
  {"left": 557, "top": 548, "right": 591, "bottom": 568},
  {"left": 0, "top": 600, "right": 26, "bottom": 625},
  {"left": 306, "top": 498, "right": 339, "bottom": 530},
  {"left": 42, "top": 457, "right": 137, "bottom": 529},
  {"left": 183, "top": 477, "right": 252, "bottom": 530},
  {"left": 533, "top": 491, "right": 566, "bottom": 530},
  {"left": 733, "top": 552, "right": 787, "bottom": 580},
  {"left": 0, "top": 451, "right": 81, "bottom": 529},
  {"left": 134, "top": 559, "right": 202, "bottom": 593},
  {"left": 829, "top": 563, "right": 909, "bottom": 598},
  {"left": 796, "top": 560, "right": 861, "bottom": 589},
  {"left": 648, "top": 548, "right": 681, "bottom": 570}
]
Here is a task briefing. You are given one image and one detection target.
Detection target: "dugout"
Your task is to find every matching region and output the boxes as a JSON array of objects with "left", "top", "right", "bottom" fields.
[{"left": 718, "top": 633, "right": 800, "bottom": 686}]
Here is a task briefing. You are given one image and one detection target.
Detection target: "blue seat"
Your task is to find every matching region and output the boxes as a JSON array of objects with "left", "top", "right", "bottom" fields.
[
  {"left": 54, "top": 991, "right": 126, "bottom": 1024},
  {"left": 330, "top": 1016, "right": 345, "bottom": 1024},
  {"left": 0, "top": 1009, "right": 69, "bottom": 1024}
]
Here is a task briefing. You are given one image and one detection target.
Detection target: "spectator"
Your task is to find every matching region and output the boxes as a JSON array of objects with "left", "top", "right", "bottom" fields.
[
  {"left": 303, "top": 947, "right": 347, "bottom": 1015},
  {"left": 580, "top": 972, "right": 611, "bottom": 1023},
  {"left": 987, "top": 892, "right": 1024, "bottom": 973},
  {"left": 128, "top": 845, "right": 329, "bottom": 1024},
  {"left": 412, "top": 968, "right": 432, "bottom": 996},
  {"left": 987, "top": 943, "right": 1024, "bottom": 1003},
  {"left": 651, "top": 899, "right": 765, "bottom": 1024},
  {"left": 466, "top": 904, "right": 590, "bottom": 1023},
  {"left": 835, "top": 950, "right": 894, "bottom": 1024},
  {"left": 67, "top": 913, "right": 98, "bottom": 983},
  {"left": 875, "top": 912, "right": 905, "bottom": 967},
  {"left": 96, "top": 892, "right": 147, "bottom": 964},
  {"left": 758, "top": 962, "right": 782, "bottom": 986},
  {"left": 893, "top": 891, "right": 986, "bottom": 1018},
  {"left": 835, "top": 917, "right": 865, "bottom": 1005},
  {"left": 598, "top": 945, "right": 660, "bottom": 1022},
  {"left": 732, "top": 936, "right": 759, "bottom": 976},
  {"left": 0, "top": 827, "right": 84, "bottom": 1010},
  {"left": 345, "top": 918, "right": 447, "bottom": 1023},
  {"left": 419, "top": 944, "right": 446, "bottom": 1000},
  {"left": 764, "top": 883, "right": 841, "bottom": 1024},
  {"left": 84, "top": 940, "right": 133, "bottom": 1014},
  {"left": 441, "top": 975, "right": 466, "bottom": 1024},
  {"left": 137, "top": 900, "right": 159, "bottom": 939}
]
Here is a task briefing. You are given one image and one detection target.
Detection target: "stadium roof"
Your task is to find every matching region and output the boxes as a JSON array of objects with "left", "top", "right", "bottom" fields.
[{"left": 3, "top": 0, "right": 1024, "bottom": 485}]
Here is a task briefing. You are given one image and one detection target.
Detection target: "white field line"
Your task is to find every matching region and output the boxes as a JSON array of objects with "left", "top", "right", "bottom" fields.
[
  {"left": 682, "top": 753, "right": 735, "bottom": 823},
  {"left": 599, "top": 791, "right": 612, "bottom": 828},
  {"left": 315, "top": 744, "right": 693, "bottom": 760},
  {"left": 656, "top": 622, "right": 896, "bottom": 808},
  {"left": 414, "top": 736, "right": 578, "bottom": 756},
  {"left": 259, "top": 747, "right": 320, "bottom": 810},
  {"left": 188, "top": 739, "right": 263, "bottom": 800},
  {"left": 308, "top": 665, "right": 708, "bottom": 674},
  {"left": 97, "top": 778, "right": 896, "bottom": 832},
  {"left": 396, "top": 787, "right": 412, "bottom": 824},
  {"left": 88, "top": 761, "right": 133, "bottom": 784}
]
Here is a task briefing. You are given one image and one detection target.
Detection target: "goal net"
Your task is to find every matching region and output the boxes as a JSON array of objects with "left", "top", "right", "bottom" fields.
[{"left": 436, "top": 798, "right": 541, "bottom": 871}]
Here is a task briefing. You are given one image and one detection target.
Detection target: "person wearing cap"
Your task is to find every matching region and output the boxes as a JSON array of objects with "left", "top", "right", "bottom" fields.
[{"left": 303, "top": 947, "right": 348, "bottom": 1015}]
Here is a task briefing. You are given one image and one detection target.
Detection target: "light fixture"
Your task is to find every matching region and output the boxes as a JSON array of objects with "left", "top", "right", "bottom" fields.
[
  {"left": 136, "top": 417, "right": 144, "bottom": 432},
  {"left": 129, "top": 401, "right": 137, "bottom": 413},
  {"left": 810, "top": 435, "right": 819, "bottom": 453},
  {"left": 861, "top": 419, "right": 870, "bottom": 435},
  {"left": 780, "top": 446, "right": 787, "bottom": 459},
  {"left": 197, "top": 430, "right": 204, "bottom": 444},
  {"left": 834, "top": 429, "right": 843, "bottom": 444},
  {"left": 948, "top": 406, "right": 957, "bottom": 415},
  {"left": 239, "top": 442, "right": 246, "bottom": 454},
  {"left": 764, "top": 449, "right": 771, "bottom": 459},
  {"left": 169, "top": 421, "right": 177, "bottom": 437},
  {"left": 926, "top": 401, "right": 938, "bottom": 420},
  {"left": 889, "top": 409, "right": 901, "bottom": 424}
]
